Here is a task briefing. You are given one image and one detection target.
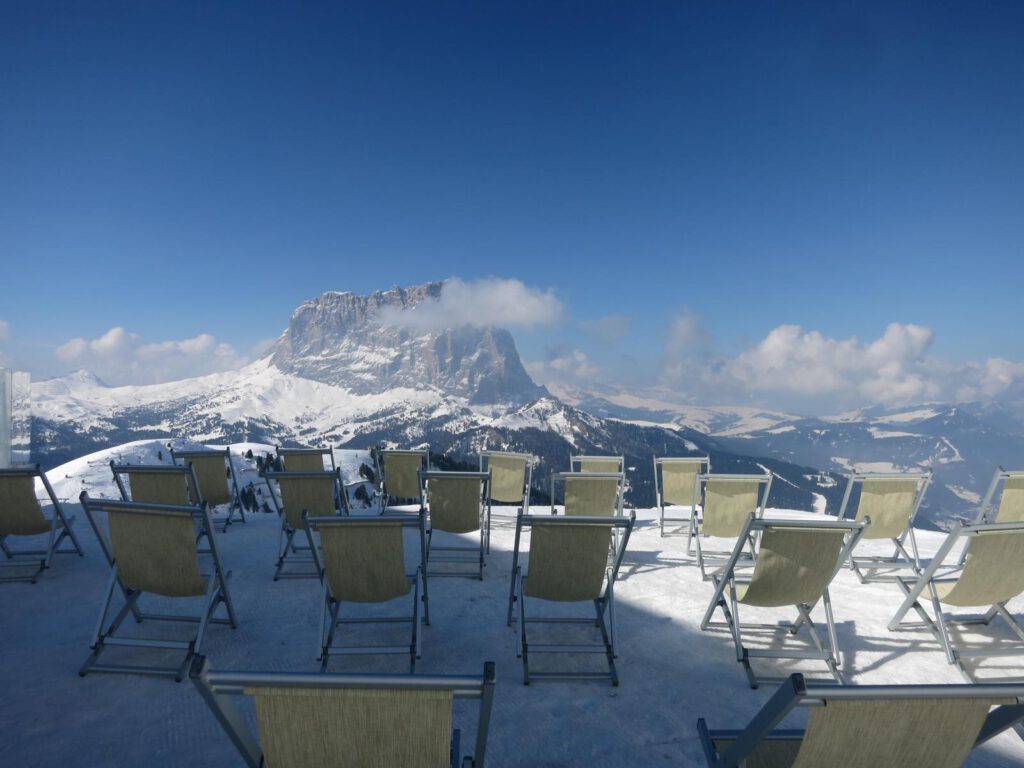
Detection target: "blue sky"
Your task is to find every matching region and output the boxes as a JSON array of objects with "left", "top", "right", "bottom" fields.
[{"left": 1, "top": 2, "right": 1022, "bottom": 412}]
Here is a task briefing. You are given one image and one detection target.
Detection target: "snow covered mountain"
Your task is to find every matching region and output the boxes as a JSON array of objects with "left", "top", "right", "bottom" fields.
[
  {"left": 29, "top": 283, "right": 842, "bottom": 512},
  {"left": 558, "top": 388, "right": 1024, "bottom": 528}
]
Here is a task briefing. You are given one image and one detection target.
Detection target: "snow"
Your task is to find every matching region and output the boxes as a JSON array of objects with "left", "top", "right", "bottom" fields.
[
  {"left": 4, "top": 444, "right": 1024, "bottom": 766},
  {"left": 874, "top": 408, "right": 943, "bottom": 424},
  {"left": 867, "top": 427, "right": 918, "bottom": 439}
]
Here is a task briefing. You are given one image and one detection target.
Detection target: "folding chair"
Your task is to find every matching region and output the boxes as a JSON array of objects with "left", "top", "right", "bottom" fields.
[
  {"left": 380, "top": 448, "right": 428, "bottom": 512},
  {"left": 111, "top": 461, "right": 198, "bottom": 506},
  {"left": 697, "top": 672, "right": 1024, "bottom": 768},
  {"left": 888, "top": 519, "right": 1024, "bottom": 682},
  {"left": 701, "top": 516, "right": 867, "bottom": 687},
  {"left": 265, "top": 469, "right": 343, "bottom": 580},
  {"left": 957, "top": 467, "right": 1024, "bottom": 566},
  {"left": 275, "top": 446, "right": 336, "bottom": 473},
  {"left": 191, "top": 655, "right": 496, "bottom": 768},
  {"left": 479, "top": 450, "right": 532, "bottom": 538},
  {"left": 550, "top": 471, "right": 624, "bottom": 517},
  {"left": 570, "top": 454, "right": 624, "bottom": 474},
  {"left": 78, "top": 493, "right": 237, "bottom": 680},
  {"left": 171, "top": 447, "right": 245, "bottom": 530},
  {"left": 654, "top": 455, "right": 709, "bottom": 538},
  {"left": 305, "top": 512, "right": 429, "bottom": 672},
  {"left": 837, "top": 469, "right": 932, "bottom": 582},
  {"left": 507, "top": 512, "right": 636, "bottom": 685},
  {"left": 0, "top": 465, "right": 84, "bottom": 583},
  {"left": 422, "top": 471, "right": 490, "bottom": 579},
  {"left": 692, "top": 473, "right": 773, "bottom": 581}
]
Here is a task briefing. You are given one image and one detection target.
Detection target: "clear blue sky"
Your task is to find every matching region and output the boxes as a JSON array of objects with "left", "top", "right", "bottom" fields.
[{"left": 1, "top": 2, "right": 1022, "bottom": 408}]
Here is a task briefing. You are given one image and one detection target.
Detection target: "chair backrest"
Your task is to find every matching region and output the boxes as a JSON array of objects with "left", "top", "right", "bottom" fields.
[
  {"left": 551, "top": 472, "right": 622, "bottom": 517},
  {"left": 481, "top": 452, "right": 530, "bottom": 504},
  {"left": 993, "top": 473, "right": 1024, "bottom": 523},
  {"left": 311, "top": 517, "right": 416, "bottom": 604},
  {"left": 424, "top": 472, "right": 486, "bottom": 534},
  {"left": 738, "top": 523, "right": 853, "bottom": 608},
  {"left": 571, "top": 455, "right": 624, "bottom": 474},
  {"left": 702, "top": 674, "right": 1024, "bottom": 768},
  {"left": 655, "top": 457, "right": 709, "bottom": 507},
  {"left": 111, "top": 462, "right": 197, "bottom": 507},
  {"left": 0, "top": 467, "right": 50, "bottom": 535},
  {"left": 381, "top": 450, "right": 427, "bottom": 502},
  {"left": 173, "top": 449, "right": 233, "bottom": 507},
  {"left": 940, "top": 526, "right": 1024, "bottom": 608},
  {"left": 701, "top": 474, "right": 770, "bottom": 538},
  {"left": 277, "top": 447, "right": 333, "bottom": 473},
  {"left": 192, "top": 657, "right": 496, "bottom": 768},
  {"left": 842, "top": 472, "right": 929, "bottom": 540},
  {"left": 86, "top": 498, "right": 208, "bottom": 598},
  {"left": 520, "top": 514, "right": 635, "bottom": 603},
  {"left": 270, "top": 471, "right": 340, "bottom": 530}
]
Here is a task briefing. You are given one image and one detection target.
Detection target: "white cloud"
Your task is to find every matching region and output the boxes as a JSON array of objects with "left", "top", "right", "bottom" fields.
[
  {"left": 0, "top": 320, "right": 10, "bottom": 342},
  {"left": 55, "top": 327, "right": 249, "bottom": 385},
  {"left": 378, "top": 277, "right": 562, "bottom": 332},
  {"left": 525, "top": 345, "right": 601, "bottom": 389},
  {"left": 660, "top": 315, "right": 1024, "bottom": 411}
]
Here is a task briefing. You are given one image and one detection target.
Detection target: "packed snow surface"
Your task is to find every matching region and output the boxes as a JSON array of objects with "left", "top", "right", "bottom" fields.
[{"left": 3, "top": 441, "right": 1024, "bottom": 766}]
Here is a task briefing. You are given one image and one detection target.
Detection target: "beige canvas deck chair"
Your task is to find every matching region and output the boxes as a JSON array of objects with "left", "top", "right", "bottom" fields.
[
  {"left": 422, "top": 471, "right": 490, "bottom": 579},
  {"left": 191, "top": 655, "right": 496, "bottom": 768},
  {"left": 889, "top": 519, "right": 1024, "bottom": 683},
  {"left": 111, "top": 461, "right": 210, "bottom": 549},
  {"left": 380, "top": 448, "right": 428, "bottom": 512},
  {"left": 479, "top": 450, "right": 532, "bottom": 537},
  {"left": 837, "top": 469, "right": 932, "bottom": 582},
  {"left": 701, "top": 517, "right": 867, "bottom": 688},
  {"left": 697, "top": 672, "right": 1024, "bottom": 768},
  {"left": 79, "top": 493, "right": 236, "bottom": 680},
  {"left": 550, "top": 471, "right": 624, "bottom": 517},
  {"left": 570, "top": 454, "right": 624, "bottom": 474},
  {"left": 170, "top": 447, "right": 245, "bottom": 529},
  {"left": 265, "top": 469, "right": 343, "bottom": 580},
  {"left": 0, "top": 465, "right": 84, "bottom": 583},
  {"left": 507, "top": 512, "right": 636, "bottom": 685},
  {"left": 957, "top": 467, "right": 1024, "bottom": 566},
  {"left": 654, "top": 455, "right": 709, "bottom": 538},
  {"left": 692, "top": 473, "right": 773, "bottom": 581},
  {"left": 275, "top": 446, "right": 336, "bottom": 473},
  {"left": 305, "top": 512, "right": 429, "bottom": 672}
]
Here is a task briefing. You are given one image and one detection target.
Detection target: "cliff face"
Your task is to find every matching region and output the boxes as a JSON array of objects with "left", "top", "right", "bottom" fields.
[{"left": 270, "top": 283, "right": 547, "bottom": 404}]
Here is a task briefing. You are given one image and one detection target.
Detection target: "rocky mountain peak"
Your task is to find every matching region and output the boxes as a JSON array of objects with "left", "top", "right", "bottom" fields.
[{"left": 270, "top": 282, "right": 547, "bottom": 404}]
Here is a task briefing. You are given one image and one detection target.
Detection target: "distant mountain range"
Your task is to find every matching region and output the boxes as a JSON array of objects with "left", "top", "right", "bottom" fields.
[{"left": 29, "top": 282, "right": 1020, "bottom": 526}]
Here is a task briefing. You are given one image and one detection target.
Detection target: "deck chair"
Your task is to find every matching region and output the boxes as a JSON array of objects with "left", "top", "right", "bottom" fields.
[
  {"left": 654, "top": 456, "right": 709, "bottom": 538},
  {"left": 0, "top": 465, "right": 84, "bottom": 583},
  {"left": 276, "top": 446, "right": 336, "bottom": 473},
  {"left": 701, "top": 516, "right": 867, "bottom": 687},
  {"left": 380, "top": 448, "right": 428, "bottom": 512},
  {"left": 265, "top": 469, "right": 343, "bottom": 580},
  {"left": 957, "top": 467, "right": 1024, "bottom": 566},
  {"left": 570, "top": 454, "right": 624, "bottom": 474},
  {"left": 171, "top": 447, "right": 245, "bottom": 530},
  {"left": 422, "top": 471, "right": 490, "bottom": 579},
  {"left": 837, "top": 469, "right": 932, "bottom": 582},
  {"left": 111, "top": 461, "right": 210, "bottom": 549},
  {"left": 550, "top": 471, "right": 624, "bottom": 517},
  {"left": 479, "top": 450, "right": 532, "bottom": 538},
  {"left": 191, "top": 655, "right": 496, "bottom": 768},
  {"left": 692, "top": 473, "right": 773, "bottom": 580},
  {"left": 78, "top": 493, "right": 237, "bottom": 680},
  {"left": 889, "top": 519, "right": 1024, "bottom": 682},
  {"left": 305, "top": 512, "right": 429, "bottom": 672},
  {"left": 696, "top": 672, "right": 1024, "bottom": 768},
  {"left": 507, "top": 512, "right": 636, "bottom": 685}
]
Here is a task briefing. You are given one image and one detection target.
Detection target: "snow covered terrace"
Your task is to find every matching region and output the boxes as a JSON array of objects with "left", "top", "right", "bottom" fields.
[{"left": 3, "top": 440, "right": 1024, "bottom": 766}]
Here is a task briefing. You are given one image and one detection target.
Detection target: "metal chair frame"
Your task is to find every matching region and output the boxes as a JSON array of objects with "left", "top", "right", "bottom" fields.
[
  {"left": 701, "top": 516, "right": 867, "bottom": 688},
  {"left": 692, "top": 472, "right": 773, "bottom": 581},
  {"left": 78, "top": 493, "right": 237, "bottom": 681},
  {"left": 305, "top": 512, "right": 429, "bottom": 672},
  {"left": 0, "top": 464, "right": 84, "bottom": 583},
  {"left": 265, "top": 468, "right": 344, "bottom": 580},
  {"left": 508, "top": 512, "right": 636, "bottom": 686},
  {"left": 190, "top": 656, "right": 496, "bottom": 768},
  {"left": 654, "top": 455, "right": 710, "bottom": 538},
  {"left": 837, "top": 469, "right": 932, "bottom": 582}
]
